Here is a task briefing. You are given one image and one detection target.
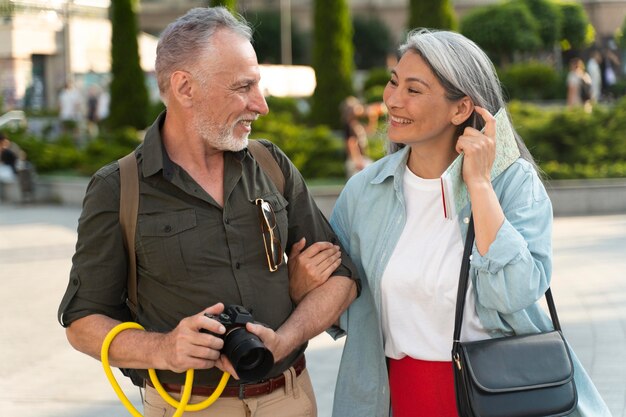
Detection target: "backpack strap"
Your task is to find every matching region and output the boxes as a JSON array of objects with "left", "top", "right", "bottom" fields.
[
  {"left": 248, "top": 140, "right": 285, "bottom": 195},
  {"left": 118, "top": 151, "right": 139, "bottom": 318},
  {"left": 117, "top": 140, "right": 285, "bottom": 319}
]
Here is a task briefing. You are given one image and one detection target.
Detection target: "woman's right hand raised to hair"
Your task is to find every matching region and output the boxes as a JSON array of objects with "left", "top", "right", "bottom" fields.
[
  {"left": 455, "top": 106, "right": 497, "bottom": 189},
  {"left": 287, "top": 237, "right": 342, "bottom": 304}
]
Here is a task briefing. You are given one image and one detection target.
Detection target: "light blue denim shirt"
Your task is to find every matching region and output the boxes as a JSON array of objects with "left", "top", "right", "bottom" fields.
[{"left": 329, "top": 146, "right": 611, "bottom": 417}]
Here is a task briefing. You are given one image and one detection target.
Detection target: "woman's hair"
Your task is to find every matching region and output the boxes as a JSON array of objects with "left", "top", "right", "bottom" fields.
[
  {"left": 155, "top": 7, "right": 253, "bottom": 103},
  {"left": 387, "top": 29, "right": 535, "bottom": 166}
]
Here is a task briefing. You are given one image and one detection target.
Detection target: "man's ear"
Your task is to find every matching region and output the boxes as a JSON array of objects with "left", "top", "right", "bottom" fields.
[
  {"left": 451, "top": 96, "right": 475, "bottom": 126},
  {"left": 169, "top": 71, "right": 193, "bottom": 108}
]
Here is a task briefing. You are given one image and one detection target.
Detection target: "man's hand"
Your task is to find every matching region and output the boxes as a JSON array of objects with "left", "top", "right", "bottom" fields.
[
  {"left": 245, "top": 322, "right": 290, "bottom": 363},
  {"left": 158, "top": 303, "right": 227, "bottom": 373},
  {"left": 288, "top": 237, "right": 342, "bottom": 303}
]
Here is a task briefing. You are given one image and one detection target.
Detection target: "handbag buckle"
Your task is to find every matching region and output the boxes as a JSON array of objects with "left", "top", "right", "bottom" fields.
[{"left": 453, "top": 353, "right": 462, "bottom": 370}]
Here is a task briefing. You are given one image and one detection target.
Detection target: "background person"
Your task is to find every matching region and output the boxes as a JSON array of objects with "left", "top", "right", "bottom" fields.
[
  {"left": 58, "top": 7, "right": 358, "bottom": 417},
  {"left": 340, "top": 96, "right": 382, "bottom": 178},
  {"left": 567, "top": 57, "right": 592, "bottom": 111},
  {"left": 294, "top": 29, "right": 611, "bottom": 417},
  {"left": 587, "top": 49, "right": 603, "bottom": 103}
]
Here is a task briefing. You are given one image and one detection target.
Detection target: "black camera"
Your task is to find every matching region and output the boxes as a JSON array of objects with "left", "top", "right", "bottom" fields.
[{"left": 204, "top": 305, "right": 274, "bottom": 382}]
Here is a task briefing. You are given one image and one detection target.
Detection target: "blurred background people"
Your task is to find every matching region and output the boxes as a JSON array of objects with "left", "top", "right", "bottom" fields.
[
  {"left": 16, "top": 150, "right": 36, "bottom": 204},
  {"left": 340, "top": 96, "right": 384, "bottom": 178},
  {"left": 587, "top": 50, "right": 603, "bottom": 103},
  {"left": 58, "top": 82, "right": 84, "bottom": 138},
  {"left": 567, "top": 57, "right": 592, "bottom": 112}
]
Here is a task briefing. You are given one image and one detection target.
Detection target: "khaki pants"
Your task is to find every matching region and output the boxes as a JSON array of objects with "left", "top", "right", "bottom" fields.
[{"left": 143, "top": 368, "right": 317, "bottom": 417}]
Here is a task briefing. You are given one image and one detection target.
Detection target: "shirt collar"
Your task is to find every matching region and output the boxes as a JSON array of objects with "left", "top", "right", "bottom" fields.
[
  {"left": 370, "top": 145, "right": 411, "bottom": 185},
  {"left": 141, "top": 111, "right": 170, "bottom": 178}
]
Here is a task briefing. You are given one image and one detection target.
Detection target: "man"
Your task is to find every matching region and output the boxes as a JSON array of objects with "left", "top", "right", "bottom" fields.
[{"left": 58, "top": 7, "right": 358, "bottom": 416}]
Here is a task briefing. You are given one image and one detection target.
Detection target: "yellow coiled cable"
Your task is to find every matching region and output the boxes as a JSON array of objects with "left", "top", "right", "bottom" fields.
[{"left": 101, "top": 322, "right": 231, "bottom": 417}]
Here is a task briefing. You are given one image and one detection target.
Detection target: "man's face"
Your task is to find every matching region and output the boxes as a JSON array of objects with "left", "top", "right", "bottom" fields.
[{"left": 190, "top": 29, "right": 269, "bottom": 152}]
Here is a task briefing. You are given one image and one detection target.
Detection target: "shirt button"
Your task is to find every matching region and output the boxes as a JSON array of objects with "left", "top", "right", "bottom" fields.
[
  {"left": 463, "top": 217, "right": 470, "bottom": 224},
  {"left": 225, "top": 218, "right": 230, "bottom": 224},
  {"left": 235, "top": 262, "right": 241, "bottom": 269},
  {"left": 163, "top": 225, "right": 172, "bottom": 233}
]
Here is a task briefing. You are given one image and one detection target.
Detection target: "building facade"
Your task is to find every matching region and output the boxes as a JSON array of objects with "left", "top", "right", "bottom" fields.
[{"left": 0, "top": 0, "right": 156, "bottom": 111}]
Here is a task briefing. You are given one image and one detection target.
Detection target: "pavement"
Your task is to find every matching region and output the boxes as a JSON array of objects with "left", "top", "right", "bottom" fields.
[{"left": 0, "top": 203, "right": 625, "bottom": 417}]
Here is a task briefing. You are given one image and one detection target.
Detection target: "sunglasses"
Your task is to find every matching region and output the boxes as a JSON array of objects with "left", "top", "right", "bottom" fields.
[{"left": 255, "top": 198, "right": 284, "bottom": 272}]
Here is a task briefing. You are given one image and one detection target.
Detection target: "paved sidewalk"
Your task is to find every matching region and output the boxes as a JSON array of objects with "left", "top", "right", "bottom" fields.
[{"left": 0, "top": 204, "right": 624, "bottom": 417}]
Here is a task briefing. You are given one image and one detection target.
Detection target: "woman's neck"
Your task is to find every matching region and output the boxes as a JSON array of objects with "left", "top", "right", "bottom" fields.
[{"left": 406, "top": 142, "right": 458, "bottom": 179}]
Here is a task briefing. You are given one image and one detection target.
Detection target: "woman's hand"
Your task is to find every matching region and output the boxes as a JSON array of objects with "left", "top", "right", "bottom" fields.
[
  {"left": 287, "top": 238, "right": 342, "bottom": 304},
  {"left": 456, "top": 106, "right": 496, "bottom": 189},
  {"left": 457, "top": 106, "right": 505, "bottom": 255}
]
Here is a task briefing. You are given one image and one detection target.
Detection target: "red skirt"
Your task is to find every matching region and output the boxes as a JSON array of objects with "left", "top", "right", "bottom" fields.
[{"left": 388, "top": 356, "right": 459, "bottom": 417}]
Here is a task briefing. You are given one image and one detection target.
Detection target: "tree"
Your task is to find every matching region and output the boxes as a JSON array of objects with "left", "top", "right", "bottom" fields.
[
  {"left": 353, "top": 15, "right": 393, "bottom": 69},
  {"left": 520, "top": 0, "right": 562, "bottom": 50},
  {"left": 311, "top": 0, "right": 353, "bottom": 128},
  {"left": 245, "top": 10, "right": 310, "bottom": 65},
  {"left": 558, "top": 2, "right": 594, "bottom": 51},
  {"left": 209, "top": 0, "right": 237, "bottom": 12},
  {"left": 408, "top": 0, "right": 457, "bottom": 31},
  {"left": 108, "top": 0, "right": 149, "bottom": 130},
  {"left": 461, "top": 2, "right": 540, "bottom": 65}
]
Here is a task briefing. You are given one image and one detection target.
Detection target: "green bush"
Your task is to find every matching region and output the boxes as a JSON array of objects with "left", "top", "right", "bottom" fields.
[
  {"left": 499, "top": 62, "right": 564, "bottom": 100},
  {"left": 251, "top": 112, "right": 344, "bottom": 179},
  {"left": 6, "top": 99, "right": 626, "bottom": 181},
  {"left": 509, "top": 99, "right": 626, "bottom": 178}
]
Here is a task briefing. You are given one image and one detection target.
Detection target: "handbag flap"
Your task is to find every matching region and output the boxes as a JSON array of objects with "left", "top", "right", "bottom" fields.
[{"left": 461, "top": 331, "right": 574, "bottom": 393}]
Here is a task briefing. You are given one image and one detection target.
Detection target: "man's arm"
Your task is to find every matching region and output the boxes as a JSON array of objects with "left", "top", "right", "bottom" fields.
[
  {"left": 247, "top": 275, "right": 357, "bottom": 362},
  {"left": 66, "top": 304, "right": 228, "bottom": 373}
]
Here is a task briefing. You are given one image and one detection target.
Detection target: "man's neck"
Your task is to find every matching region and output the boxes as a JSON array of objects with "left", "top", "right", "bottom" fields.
[{"left": 161, "top": 113, "right": 226, "bottom": 207}]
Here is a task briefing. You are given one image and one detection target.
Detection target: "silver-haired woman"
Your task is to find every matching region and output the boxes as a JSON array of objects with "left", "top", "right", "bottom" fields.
[{"left": 323, "top": 29, "right": 611, "bottom": 417}]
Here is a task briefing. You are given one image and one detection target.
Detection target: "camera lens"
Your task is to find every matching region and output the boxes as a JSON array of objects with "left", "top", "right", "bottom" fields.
[{"left": 223, "top": 327, "right": 274, "bottom": 382}]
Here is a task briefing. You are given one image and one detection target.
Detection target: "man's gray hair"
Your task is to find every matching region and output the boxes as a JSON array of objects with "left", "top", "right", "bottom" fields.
[
  {"left": 390, "top": 29, "right": 535, "bottom": 165},
  {"left": 155, "top": 7, "right": 253, "bottom": 101}
]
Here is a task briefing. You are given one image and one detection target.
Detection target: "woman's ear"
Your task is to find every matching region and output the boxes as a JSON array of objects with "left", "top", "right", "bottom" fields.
[
  {"left": 451, "top": 97, "right": 474, "bottom": 126},
  {"left": 169, "top": 71, "right": 193, "bottom": 108}
]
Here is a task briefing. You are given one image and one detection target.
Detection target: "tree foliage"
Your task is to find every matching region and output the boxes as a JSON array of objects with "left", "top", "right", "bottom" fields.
[
  {"left": 558, "top": 2, "right": 594, "bottom": 50},
  {"left": 519, "top": 0, "right": 562, "bottom": 49},
  {"left": 245, "top": 10, "right": 309, "bottom": 65},
  {"left": 408, "top": 0, "right": 457, "bottom": 31},
  {"left": 311, "top": 0, "right": 353, "bottom": 128},
  {"left": 353, "top": 15, "right": 394, "bottom": 69},
  {"left": 108, "top": 0, "right": 149, "bottom": 130},
  {"left": 209, "top": 0, "right": 237, "bottom": 12},
  {"left": 461, "top": 2, "right": 540, "bottom": 65}
]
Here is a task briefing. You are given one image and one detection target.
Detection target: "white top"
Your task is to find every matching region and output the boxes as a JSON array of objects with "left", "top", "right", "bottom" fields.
[{"left": 380, "top": 167, "right": 490, "bottom": 361}]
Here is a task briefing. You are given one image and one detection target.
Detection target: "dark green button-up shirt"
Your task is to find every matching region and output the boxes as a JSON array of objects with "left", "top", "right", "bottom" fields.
[{"left": 58, "top": 113, "right": 358, "bottom": 385}]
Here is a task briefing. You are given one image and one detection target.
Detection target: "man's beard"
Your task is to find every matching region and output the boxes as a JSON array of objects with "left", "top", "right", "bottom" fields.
[{"left": 192, "top": 113, "right": 252, "bottom": 152}]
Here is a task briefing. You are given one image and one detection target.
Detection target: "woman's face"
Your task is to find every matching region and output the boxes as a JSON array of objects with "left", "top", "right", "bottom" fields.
[{"left": 383, "top": 50, "right": 460, "bottom": 148}]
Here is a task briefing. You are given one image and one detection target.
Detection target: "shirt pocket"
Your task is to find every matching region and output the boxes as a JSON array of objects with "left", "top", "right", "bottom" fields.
[
  {"left": 258, "top": 192, "right": 289, "bottom": 254},
  {"left": 137, "top": 208, "right": 197, "bottom": 282}
]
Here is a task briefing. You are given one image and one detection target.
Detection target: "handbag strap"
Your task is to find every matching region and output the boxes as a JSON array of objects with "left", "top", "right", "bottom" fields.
[{"left": 452, "top": 216, "right": 562, "bottom": 344}]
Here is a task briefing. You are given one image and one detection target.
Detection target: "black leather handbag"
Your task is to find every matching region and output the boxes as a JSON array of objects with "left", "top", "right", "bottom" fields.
[{"left": 451, "top": 217, "right": 578, "bottom": 417}]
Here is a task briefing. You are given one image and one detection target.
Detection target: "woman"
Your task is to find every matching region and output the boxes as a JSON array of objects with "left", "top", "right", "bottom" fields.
[{"left": 325, "top": 30, "right": 610, "bottom": 417}]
